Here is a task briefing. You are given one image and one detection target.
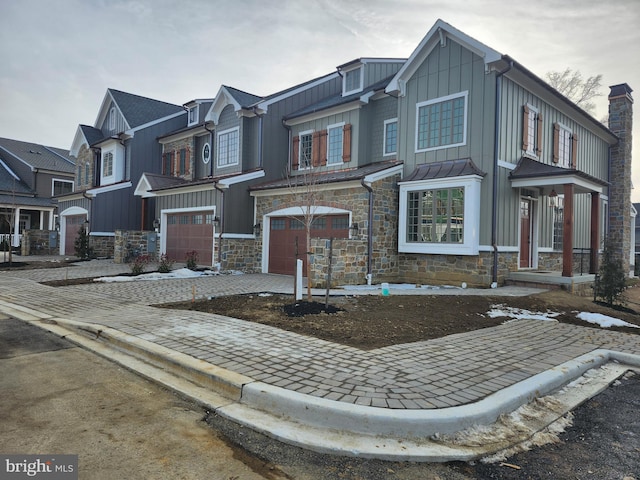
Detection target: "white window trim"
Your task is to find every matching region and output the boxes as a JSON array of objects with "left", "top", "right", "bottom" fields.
[
  {"left": 298, "top": 129, "right": 314, "bottom": 170},
  {"left": 216, "top": 126, "right": 240, "bottom": 168},
  {"left": 556, "top": 121, "right": 572, "bottom": 168},
  {"left": 383, "top": 118, "right": 398, "bottom": 156},
  {"left": 52, "top": 178, "right": 74, "bottom": 196},
  {"left": 398, "top": 174, "right": 482, "bottom": 255},
  {"left": 102, "top": 149, "right": 114, "bottom": 179},
  {"left": 188, "top": 105, "right": 199, "bottom": 127},
  {"left": 415, "top": 91, "right": 468, "bottom": 153},
  {"left": 525, "top": 103, "right": 539, "bottom": 158},
  {"left": 342, "top": 66, "right": 363, "bottom": 97},
  {"left": 326, "top": 122, "right": 345, "bottom": 165}
]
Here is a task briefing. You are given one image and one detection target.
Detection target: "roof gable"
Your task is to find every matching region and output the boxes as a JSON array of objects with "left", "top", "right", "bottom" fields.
[
  {"left": 70, "top": 124, "right": 104, "bottom": 157},
  {"left": 386, "top": 19, "right": 501, "bottom": 96},
  {"left": 205, "top": 86, "right": 263, "bottom": 124}
]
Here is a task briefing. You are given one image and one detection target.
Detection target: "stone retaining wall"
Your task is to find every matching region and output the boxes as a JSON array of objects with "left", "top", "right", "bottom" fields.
[
  {"left": 114, "top": 230, "right": 160, "bottom": 263},
  {"left": 21, "top": 230, "right": 59, "bottom": 256}
]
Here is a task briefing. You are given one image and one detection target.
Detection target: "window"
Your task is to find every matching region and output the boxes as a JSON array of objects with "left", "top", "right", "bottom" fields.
[
  {"left": 52, "top": 179, "right": 73, "bottom": 196},
  {"left": 311, "top": 218, "right": 326, "bottom": 230},
  {"left": 384, "top": 118, "right": 398, "bottom": 156},
  {"left": 103, "top": 151, "right": 113, "bottom": 177},
  {"left": 188, "top": 106, "right": 198, "bottom": 126},
  {"left": 217, "top": 127, "right": 239, "bottom": 167},
  {"left": 553, "top": 123, "right": 577, "bottom": 168},
  {"left": 163, "top": 152, "right": 173, "bottom": 175},
  {"left": 109, "top": 107, "right": 116, "bottom": 130},
  {"left": 202, "top": 143, "right": 210, "bottom": 164},
  {"left": 84, "top": 162, "right": 90, "bottom": 186},
  {"left": 290, "top": 219, "right": 304, "bottom": 230},
  {"left": 192, "top": 214, "right": 203, "bottom": 225},
  {"left": 327, "top": 123, "right": 344, "bottom": 165},
  {"left": 332, "top": 216, "right": 349, "bottom": 229},
  {"left": 271, "top": 218, "right": 285, "bottom": 230},
  {"left": 205, "top": 214, "right": 215, "bottom": 224},
  {"left": 522, "top": 104, "right": 542, "bottom": 157},
  {"left": 299, "top": 131, "right": 313, "bottom": 169},
  {"left": 551, "top": 194, "right": 564, "bottom": 251},
  {"left": 179, "top": 148, "right": 187, "bottom": 174},
  {"left": 406, "top": 188, "right": 464, "bottom": 244},
  {"left": 179, "top": 215, "right": 189, "bottom": 225},
  {"left": 168, "top": 216, "right": 177, "bottom": 225},
  {"left": 343, "top": 67, "right": 363, "bottom": 95},
  {"left": 416, "top": 92, "right": 467, "bottom": 152}
]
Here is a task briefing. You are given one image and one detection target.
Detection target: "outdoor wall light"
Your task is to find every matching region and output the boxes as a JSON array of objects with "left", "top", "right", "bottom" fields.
[
  {"left": 213, "top": 216, "right": 220, "bottom": 227},
  {"left": 350, "top": 222, "right": 359, "bottom": 234},
  {"left": 55, "top": 221, "right": 60, "bottom": 231},
  {"left": 253, "top": 222, "right": 261, "bottom": 236},
  {"left": 152, "top": 218, "right": 160, "bottom": 232}
]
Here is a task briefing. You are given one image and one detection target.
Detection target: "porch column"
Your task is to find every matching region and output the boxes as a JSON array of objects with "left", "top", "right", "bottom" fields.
[
  {"left": 590, "top": 192, "right": 600, "bottom": 274},
  {"left": 562, "top": 184, "right": 574, "bottom": 277},
  {"left": 39, "top": 210, "right": 45, "bottom": 229},
  {"left": 12, "top": 207, "right": 20, "bottom": 247}
]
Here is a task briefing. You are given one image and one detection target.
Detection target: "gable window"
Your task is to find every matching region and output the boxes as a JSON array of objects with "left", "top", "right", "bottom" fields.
[
  {"left": 103, "top": 151, "right": 113, "bottom": 177},
  {"left": 298, "top": 130, "right": 313, "bottom": 169},
  {"left": 522, "top": 104, "right": 543, "bottom": 157},
  {"left": 384, "top": 118, "right": 398, "bottom": 156},
  {"left": 416, "top": 92, "right": 467, "bottom": 152},
  {"left": 202, "top": 143, "right": 210, "bottom": 164},
  {"left": 52, "top": 179, "right": 73, "bottom": 196},
  {"left": 327, "top": 123, "right": 344, "bottom": 165},
  {"left": 343, "top": 66, "right": 363, "bottom": 96},
  {"left": 553, "top": 123, "right": 577, "bottom": 168},
  {"left": 217, "top": 127, "right": 239, "bottom": 167},
  {"left": 399, "top": 175, "right": 482, "bottom": 255},
  {"left": 188, "top": 106, "right": 199, "bottom": 126},
  {"left": 109, "top": 107, "right": 116, "bottom": 131}
]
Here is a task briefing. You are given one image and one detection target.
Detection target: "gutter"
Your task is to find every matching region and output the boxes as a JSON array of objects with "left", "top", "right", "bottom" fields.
[
  {"left": 282, "top": 119, "right": 292, "bottom": 176},
  {"left": 214, "top": 181, "right": 226, "bottom": 264},
  {"left": 492, "top": 60, "right": 513, "bottom": 286},
  {"left": 360, "top": 178, "right": 374, "bottom": 282}
]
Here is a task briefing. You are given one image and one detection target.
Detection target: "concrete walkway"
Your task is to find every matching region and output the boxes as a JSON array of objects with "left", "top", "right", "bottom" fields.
[{"left": 2, "top": 258, "right": 640, "bottom": 461}]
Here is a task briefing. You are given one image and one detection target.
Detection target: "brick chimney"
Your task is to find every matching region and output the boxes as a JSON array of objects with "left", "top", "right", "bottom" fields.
[{"left": 608, "top": 83, "right": 634, "bottom": 274}]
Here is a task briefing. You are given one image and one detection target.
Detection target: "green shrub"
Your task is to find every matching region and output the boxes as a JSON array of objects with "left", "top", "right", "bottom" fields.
[
  {"left": 594, "top": 237, "right": 627, "bottom": 306},
  {"left": 158, "top": 254, "right": 174, "bottom": 273}
]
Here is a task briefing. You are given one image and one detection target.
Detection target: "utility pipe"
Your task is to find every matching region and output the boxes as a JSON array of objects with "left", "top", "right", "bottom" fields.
[{"left": 361, "top": 178, "right": 374, "bottom": 281}]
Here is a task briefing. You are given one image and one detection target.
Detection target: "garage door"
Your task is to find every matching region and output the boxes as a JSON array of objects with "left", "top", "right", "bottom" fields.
[
  {"left": 166, "top": 211, "right": 214, "bottom": 266},
  {"left": 64, "top": 215, "right": 86, "bottom": 255},
  {"left": 268, "top": 215, "right": 349, "bottom": 275}
]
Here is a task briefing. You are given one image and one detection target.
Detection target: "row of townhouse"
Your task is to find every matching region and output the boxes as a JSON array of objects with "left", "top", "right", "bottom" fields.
[{"left": 56, "top": 19, "right": 634, "bottom": 288}]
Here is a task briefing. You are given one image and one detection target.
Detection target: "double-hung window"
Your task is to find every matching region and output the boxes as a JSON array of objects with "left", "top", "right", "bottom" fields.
[
  {"left": 217, "top": 127, "right": 239, "bottom": 167},
  {"left": 103, "top": 151, "right": 113, "bottom": 177},
  {"left": 327, "top": 123, "right": 344, "bottom": 165},
  {"left": 553, "top": 122, "right": 577, "bottom": 168},
  {"left": 53, "top": 179, "right": 73, "bottom": 196},
  {"left": 522, "top": 104, "right": 542, "bottom": 157},
  {"left": 384, "top": 118, "right": 398, "bottom": 156},
  {"left": 416, "top": 92, "right": 467, "bottom": 152},
  {"left": 298, "top": 130, "right": 313, "bottom": 169}
]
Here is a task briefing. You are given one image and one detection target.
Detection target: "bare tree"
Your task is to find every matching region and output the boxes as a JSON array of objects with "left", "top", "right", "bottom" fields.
[{"left": 545, "top": 68, "right": 603, "bottom": 115}]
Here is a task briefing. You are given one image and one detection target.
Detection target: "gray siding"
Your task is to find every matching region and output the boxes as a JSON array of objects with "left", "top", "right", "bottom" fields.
[
  {"left": 194, "top": 134, "right": 212, "bottom": 179},
  {"left": 156, "top": 189, "right": 218, "bottom": 211},
  {"left": 367, "top": 95, "right": 399, "bottom": 164},
  {"left": 363, "top": 61, "right": 403, "bottom": 88},
  {"left": 99, "top": 100, "right": 128, "bottom": 136},
  {"left": 213, "top": 105, "right": 241, "bottom": 176}
]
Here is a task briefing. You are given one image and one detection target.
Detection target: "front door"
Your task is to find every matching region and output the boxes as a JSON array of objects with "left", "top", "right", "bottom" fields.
[{"left": 520, "top": 199, "right": 532, "bottom": 268}]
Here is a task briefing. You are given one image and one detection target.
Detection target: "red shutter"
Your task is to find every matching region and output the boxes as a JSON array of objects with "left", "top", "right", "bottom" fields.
[
  {"left": 292, "top": 136, "right": 300, "bottom": 170},
  {"left": 552, "top": 123, "right": 560, "bottom": 163},
  {"left": 571, "top": 133, "right": 578, "bottom": 169},
  {"left": 522, "top": 105, "right": 530, "bottom": 152},
  {"left": 312, "top": 131, "right": 321, "bottom": 167},
  {"left": 319, "top": 130, "right": 327, "bottom": 166},
  {"left": 535, "top": 112, "right": 543, "bottom": 156},
  {"left": 343, "top": 124, "right": 352, "bottom": 163}
]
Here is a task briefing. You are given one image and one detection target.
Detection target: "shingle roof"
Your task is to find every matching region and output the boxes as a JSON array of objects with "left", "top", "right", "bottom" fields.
[
  {"left": 79, "top": 125, "right": 104, "bottom": 146},
  {"left": 0, "top": 193, "right": 54, "bottom": 207},
  {"left": 509, "top": 156, "right": 608, "bottom": 186},
  {"left": 109, "top": 89, "right": 184, "bottom": 128},
  {"left": 250, "top": 161, "right": 403, "bottom": 191},
  {"left": 401, "top": 158, "right": 486, "bottom": 183},
  {"left": 222, "top": 86, "right": 263, "bottom": 108},
  {"left": 0, "top": 137, "right": 75, "bottom": 173},
  {"left": 143, "top": 173, "right": 188, "bottom": 191}
]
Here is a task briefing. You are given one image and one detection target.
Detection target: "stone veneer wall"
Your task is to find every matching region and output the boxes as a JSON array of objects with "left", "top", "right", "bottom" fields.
[
  {"left": 220, "top": 237, "right": 260, "bottom": 272},
  {"left": 162, "top": 137, "right": 195, "bottom": 181},
  {"left": 114, "top": 230, "right": 159, "bottom": 263},
  {"left": 21, "top": 230, "right": 59, "bottom": 255},
  {"left": 89, "top": 235, "right": 115, "bottom": 259}
]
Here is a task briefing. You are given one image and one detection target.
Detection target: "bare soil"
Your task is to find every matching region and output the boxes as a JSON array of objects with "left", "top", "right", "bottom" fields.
[{"left": 160, "top": 287, "right": 640, "bottom": 350}]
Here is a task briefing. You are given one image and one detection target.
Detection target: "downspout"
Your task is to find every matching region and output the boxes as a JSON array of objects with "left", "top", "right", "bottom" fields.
[
  {"left": 491, "top": 60, "right": 513, "bottom": 287},
  {"left": 282, "top": 118, "right": 292, "bottom": 175},
  {"left": 361, "top": 178, "right": 374, "bottom": 284},
  {"left": 252, "top": 107, "right": 264, "bottom": 168},
  {"left": 81, "top": 191, "right": 93, "bottom": 234},
  {"left": 204, "top": 122, "right": 215, "bottom": 177},
  {"left": 214, "top": 181, "right": 225, "bottom": 264}
]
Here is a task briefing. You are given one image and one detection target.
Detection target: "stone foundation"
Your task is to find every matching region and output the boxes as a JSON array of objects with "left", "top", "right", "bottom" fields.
[
  {"left": 21, "top": 230, "right": 59, "bottom": 256},
  {"left": 114, "top": 230, "right": 160, "bottom": 263},
  {"left": 89, "top": 234, "right": 115, "bottom": 259},
  {"left": 220, "top": 237, "right": 260, "bottom": 272}
]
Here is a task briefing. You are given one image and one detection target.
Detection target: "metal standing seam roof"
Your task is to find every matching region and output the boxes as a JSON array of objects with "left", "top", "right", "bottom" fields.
[
  {"left": 508, "top": 156, "right": 608, "bottom": 186},
  {"left": 0, "top": 137, "right": 75, "bottom": 173},
  {"left": 108, "top": 89, "right": 185, "bottom": 129},
  {"left": 401, "top": 158, "right": 486, "bottom": 183}
]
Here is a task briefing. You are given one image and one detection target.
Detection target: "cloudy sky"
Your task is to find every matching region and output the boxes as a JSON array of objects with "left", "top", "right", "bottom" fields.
[{"left": 1, "top": 0, "right": 639, "bottom": 196}]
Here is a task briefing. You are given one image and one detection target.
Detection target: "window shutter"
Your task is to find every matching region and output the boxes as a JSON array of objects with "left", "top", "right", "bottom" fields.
[
  {"left": 319, "top": 130, "right": 328, "bottom": 166},
  {"left": 552, "top": 123, "right": 560, "bottom": 163},
  {"left": 312, "top": 131, "right": 321, "bottom": 167},
  {"left": 185, "top": 147, "right": 191, "bottom": 174},
  {"left": 343, "top": 124, "right": 352, "bottom": 163},
  {"left": 180, "top": 148, "right": 186, "bottom": 175},
  {"left": 521, "top": 105, "right": 530, "bottom": 152},
  {"left": 292, "top": 136, "right": 300, "bottom": 170},
  {"left": 571, "top": 133, "right": 578, "bottom": 169},
  {"left": 535, "top": 112, "right": 543, "bottom": 156}
]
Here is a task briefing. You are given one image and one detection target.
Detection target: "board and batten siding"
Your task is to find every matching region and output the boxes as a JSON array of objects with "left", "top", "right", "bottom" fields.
[
  {"left": 99, "top": 100, "right": 128, "bottom": 137},
  {"left": 156, "top": 190, "right": 217, "bottom": 212},
  {"left": 367, "top": 95, "right": 399, "bottom": 164},
  {"left": 362, "top": 61, "right": 404, "bottom": 89},
  {"left": 213, "top": 104, "right": 242, "bottom": 177}
]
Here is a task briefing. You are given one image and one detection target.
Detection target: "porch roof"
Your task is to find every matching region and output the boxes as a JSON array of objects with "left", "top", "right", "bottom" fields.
[
  {"left": 399, "top": 158, "right": 486, "bottom": 183},
  {"left": 0, "top": 194, "right": 55, "bottom": 208},
  {"left": 509, "top": 157, "right": 608, "bottom": 195}
]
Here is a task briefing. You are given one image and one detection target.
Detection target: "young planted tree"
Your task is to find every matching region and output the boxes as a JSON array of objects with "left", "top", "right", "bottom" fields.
[
  {"left": 594, "top": 236, "right": 627, "bottom": 307},
  {"left": 74, "top": 226, "right": 94, "bottom": 260}
]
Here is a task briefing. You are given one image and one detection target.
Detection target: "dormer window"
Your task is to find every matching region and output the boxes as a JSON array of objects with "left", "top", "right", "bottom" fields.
[
  {"left": 188, "top": 105, "right": 199, "bottom": 126},
  {"left": 342, "top": 66, "right": 363, "bottom": 96}
]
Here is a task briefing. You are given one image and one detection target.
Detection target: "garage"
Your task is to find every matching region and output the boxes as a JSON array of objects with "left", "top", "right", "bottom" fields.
[
  {"left": 64, "top": 214, "right": 87, "bottom": 255},
  {"left": 165, "top": 211, "right": 215, "bottom": 266},
  {"left": 268, "top": 214, "right": 349, "bottom": 275}
]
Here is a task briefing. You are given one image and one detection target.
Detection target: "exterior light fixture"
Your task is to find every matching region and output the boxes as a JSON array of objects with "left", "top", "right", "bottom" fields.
[
  {"left": 253, "top": 222, "right": 261, "bottom": 236},
  {"left": 350, "top": 222, "right": 359, "bottom": 234},
  {"left": 152, "top": 218, "right": 160, "bottom": 232}
]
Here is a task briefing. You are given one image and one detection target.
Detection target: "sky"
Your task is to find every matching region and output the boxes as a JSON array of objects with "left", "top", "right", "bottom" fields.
[{"left": 1, "top": 0, "right": 639, "bottom": 197}]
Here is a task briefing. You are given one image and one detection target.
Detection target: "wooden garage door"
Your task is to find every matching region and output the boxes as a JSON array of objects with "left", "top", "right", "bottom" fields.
[
  {"left": 166, "top": 211, "right": 214, "bottom": 266},
  {"left": 64, "top": 215, "right": 86, "bottom": 255},
  {"left": 268, "top": 215, "right": 349, "bottom": 275}
]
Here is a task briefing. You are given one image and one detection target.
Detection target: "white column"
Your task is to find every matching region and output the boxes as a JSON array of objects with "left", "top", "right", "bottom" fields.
[
  {"left": 39, "top": 210, "right": 45, "bottom": 229},
  {"left": 12, "top": 207, "right": 20, "bottom": 247}
]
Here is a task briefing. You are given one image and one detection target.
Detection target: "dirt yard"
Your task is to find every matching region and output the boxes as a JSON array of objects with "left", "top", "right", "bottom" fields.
[{"left": 160, "top": 286, "right": 640, "bottom": 350}]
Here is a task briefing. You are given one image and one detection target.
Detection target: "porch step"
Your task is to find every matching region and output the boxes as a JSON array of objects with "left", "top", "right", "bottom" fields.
[{"left": 506, "top": 271, "right": 596, "bottom": 296}]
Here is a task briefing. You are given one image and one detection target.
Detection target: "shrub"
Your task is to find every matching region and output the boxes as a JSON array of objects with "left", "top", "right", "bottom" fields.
[
  {"left": 185, "top": 250, "right": 198, "bottom": 270},
  {"left": 594, "top": 237, "right": 627, "bottom": 306},
  {"left": 74, "top": 226, "right": 94, "bottom": 260},
  {"left": 158, "top": 254, "right": 174, "bottom": 273},
  {"left": 130, "top": 254, "right": 150, "bottom": 275}
]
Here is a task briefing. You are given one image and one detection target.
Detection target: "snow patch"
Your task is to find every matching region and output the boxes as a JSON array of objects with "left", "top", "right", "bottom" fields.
[
  {"left": 94, "top": 268, "right": 243, "bottom": 283},
  {"left": 576, "top": 312, "right": 640, "bottom": 329},
  {"left": 487, "top": 305, "right": 560, "bottom": 322},
  {"left": 341, "top": 283, "right": 460, "bottom": 291}
]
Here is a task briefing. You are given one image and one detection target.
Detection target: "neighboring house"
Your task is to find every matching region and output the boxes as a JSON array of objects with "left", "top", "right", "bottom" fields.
[
  {"left": 250, "top": 19, "right": 632, "bottom": 287},
  {"left": 57, "top": 89, "right": 186, "bottom": 256},
  {"left": 0, "top": 137, "right": 75, "bottom": 248}
]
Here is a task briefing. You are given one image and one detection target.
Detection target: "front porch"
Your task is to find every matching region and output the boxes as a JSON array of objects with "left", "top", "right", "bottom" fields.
[{"left": 507, "top": 270, "right": 596, "bottom": 295}]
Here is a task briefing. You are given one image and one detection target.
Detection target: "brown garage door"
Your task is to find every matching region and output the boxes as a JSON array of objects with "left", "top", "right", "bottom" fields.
[
  {"left": 64, "top": 214, "right": 87, "bottom": 255},
  {"left": 166, "top": 211, "right": 214, "bottom": 266},
  {"left": 268, "top": 215, "right": 349, "bottom": 275}
]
